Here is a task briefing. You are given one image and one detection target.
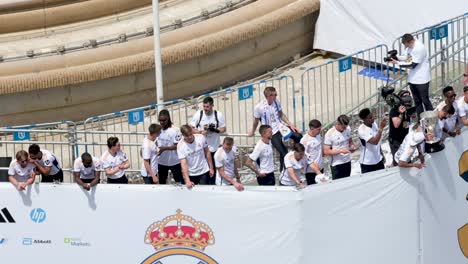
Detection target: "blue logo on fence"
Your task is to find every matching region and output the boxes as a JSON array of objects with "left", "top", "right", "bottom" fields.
[
  {"left": 238, "top": 85, "right": 253, "bottom": 101},
  {"left": 430, "top": 24, "right": 448, "bottom": 40},
  {"left": 30, "top": 208, "right": 46, "bottom": 223},
  {"left": 128, "top": 110, "right": 144, "bottom": 125},
  {"left": 339, "top": 57, "right": 352, "bottom": 72},
  {"left": 13, "top": 131, "right": 30, "bottom": 141}
]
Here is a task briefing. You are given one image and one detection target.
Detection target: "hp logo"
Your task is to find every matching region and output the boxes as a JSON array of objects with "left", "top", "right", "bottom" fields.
[{"left": 30, "top": 208, "right": 46, "bottom": 223}]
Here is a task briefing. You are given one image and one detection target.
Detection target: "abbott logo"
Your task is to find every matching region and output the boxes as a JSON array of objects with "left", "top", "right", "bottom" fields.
[
  {"left": 30, "top": 208, "right": 46, "bottom": 223},
  {"left": 0, "top": 208, "right": 15, "bottom": 223}
]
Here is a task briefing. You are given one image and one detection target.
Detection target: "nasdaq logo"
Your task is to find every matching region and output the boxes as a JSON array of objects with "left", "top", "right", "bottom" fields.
[
  {"left": 0, "top": 208, "right": 15, "bottom": 223},
  {"left": 30, "top": 208, "right": 46, "bottom": 223}
]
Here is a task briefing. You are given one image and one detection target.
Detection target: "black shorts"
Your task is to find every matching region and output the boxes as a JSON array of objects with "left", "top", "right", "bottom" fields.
[
  {"left": 331, "top": 162, "right": 351, "bottom": 180},
  {"left": 305, "top": 169, "right": 324, "bottom": 185},
  {"left": 41, "top": 169, "right": 63, "bottom": 183},
  {"left": 257, "top": 172, "right": 275, "bottom": 186},
  {"left": 107, "top": 174, "right": 128, "bottom": 184}
]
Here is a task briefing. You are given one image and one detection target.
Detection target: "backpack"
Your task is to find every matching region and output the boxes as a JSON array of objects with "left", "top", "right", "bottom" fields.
[{"left": 196, "top": 110, "right": 219, "bottom": 128}]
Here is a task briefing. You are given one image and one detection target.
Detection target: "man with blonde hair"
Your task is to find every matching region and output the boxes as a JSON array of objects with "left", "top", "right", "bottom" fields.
[{"left": 8, "top": 150, "right": 36, "bottom": 191}]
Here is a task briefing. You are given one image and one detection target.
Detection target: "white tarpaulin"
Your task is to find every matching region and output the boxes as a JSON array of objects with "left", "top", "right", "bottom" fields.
[
  {"left": 314, "top": 0, "right": 468, "bottom": 55},
  {"left": 0, "top": 130, "right": 467, "bottom": 263}
]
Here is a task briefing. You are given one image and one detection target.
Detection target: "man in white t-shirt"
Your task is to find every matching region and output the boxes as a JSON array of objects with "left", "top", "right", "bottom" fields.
[
  {"left": 436, "top": 86, "right": 462, "bottom": 139},
  {"left": 358, "top": 108, "right": 387, "bottom": 174},
  {"left": 392, "top": 33, "right": 433, "bottom": 117},
  {"left": 248, "top": 86, "right": 301, "bottom": 172},
  {"left": 28, "top": 144, "right": 63, "bottom": 183},
  {"left": 323, "top": 115, "right": 356, "bottom": 180},
  {"left": 214, "top": 137, "right": 244, "bottom": 191},
  {"left": 300, "top": 119, "right": 325, "bottom": 185},
  {"left": 190, "top": 96, "right": 226, "bottom": 185},
  {"left": 457, "top": 86, "right": 468, "bottom": 126},
  {"left": 101, "top": 137, "right": 130, "bottom": 184},
  {"left": 157, "top": 109, "right": 183, "bottom": 184},
  {"left": 395, "top": 124, "right": 429, "bottom": 169},
  {"left": 141, "top": 124, "right": 162, "bottom": 184},
  {"left": 178, "top": 124, "right": 214, "bottom": 189},
  {"left": 8, "top": 150, "right": 36, "bottom": 191},
  {"left": 433, "top": 104, "right": 455, "bottom": 141},
  {"left": 279, "top": 143, "right": 308, "bottom": 188},
  {"left": 73, "top": 152, "right": 101, "bottom": 190},
  {"left": 245, "top": 124, "right": 276, "bottom": 185}
]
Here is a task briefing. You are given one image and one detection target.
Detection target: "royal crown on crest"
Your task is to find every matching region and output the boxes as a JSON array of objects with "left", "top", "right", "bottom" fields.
[{"left": 144, "top": 209, "right": 215, "bottom": 251}]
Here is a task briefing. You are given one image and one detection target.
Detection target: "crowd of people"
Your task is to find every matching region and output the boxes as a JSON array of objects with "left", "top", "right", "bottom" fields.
[{"left": 7, "top": 33, "right": 468, "bottom": 192}]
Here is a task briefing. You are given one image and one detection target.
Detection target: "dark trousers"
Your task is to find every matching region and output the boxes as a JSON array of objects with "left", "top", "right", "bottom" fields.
[
  {"left": 271, "top": 132, "right": 288, "bottom": 172},
  {"left": 208, "top": 152, "right": 217, "bottom": 185},
  {"left": 409, "top": 82, "right": 433, "bottom": 117},
  {"left": 257, "top": 172, "right": 275, "bottom": 186},
  {"left": 107, "top": 174, "right": 128, "bottom": 184},
  {"left": 41, "top": 169, "right": 63, "bottom": 183},
  {"left": 191, "top": 172, "right": 208, "bottom": 185},
  {"left": 389, "top": 138, "right": 403, "bottom": 166},
  {"left": 158, "top": 163, "right": 183, "bottom": 184},
  {"left": 143, "top": 177, "right": 155, "bottom": 184},
  {"left": 331, "top": 162, "right": 351, "bottom": 180},
  {"left": 360, "top": 159, "right": 385, "bottom": 174},
  {"left": 81, "top": 178, "right": 99, "bottom": 184},
  {"left": 305, "top": 169, "right": 324, "bottom": 185}
]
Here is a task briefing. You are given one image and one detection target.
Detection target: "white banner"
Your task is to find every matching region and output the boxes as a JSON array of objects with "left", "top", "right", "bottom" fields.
[
  {"left": 0, "top": 131, "right": 467, "bottom": 263},
  {"left": 314, "top": 0, "right": 467, "bottom": 55}
]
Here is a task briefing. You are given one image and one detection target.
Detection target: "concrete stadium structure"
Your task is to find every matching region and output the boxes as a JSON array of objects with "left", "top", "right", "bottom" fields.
[{"left": 0, "top": 0, "right": 320, "bottom": 126}]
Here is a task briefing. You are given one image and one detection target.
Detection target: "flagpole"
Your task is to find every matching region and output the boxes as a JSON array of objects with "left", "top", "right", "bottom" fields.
[{"left": 152, "top": 0, "right": 164, "bottom": 111}]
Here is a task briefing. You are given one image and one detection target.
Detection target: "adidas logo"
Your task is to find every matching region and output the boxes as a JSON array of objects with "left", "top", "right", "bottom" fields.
[{"left": 0, "top": 208, "right": 15, "bottom": 223}]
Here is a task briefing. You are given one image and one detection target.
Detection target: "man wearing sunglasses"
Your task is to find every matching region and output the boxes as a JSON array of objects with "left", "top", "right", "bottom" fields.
[{"left": 436, "top": 86, "right": 461, "bottom": 139}]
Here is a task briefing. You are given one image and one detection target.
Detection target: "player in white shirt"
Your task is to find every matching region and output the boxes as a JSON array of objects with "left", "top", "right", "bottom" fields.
[
  {"left": 436, "top": 86, "right": 461, "bottom": 139},
  {"left": 190, "top": 96, "right": 226, "bottom": 185},
  {"left": 141, "top": 124, "right": 162, "bottom": 184},
  {"left": 177, "top": 125, "right": 214, "bottom": 189},
  {"left": 214, "top": 137, "right": 244, "bottom": 191},
  {"left": 8, "top": 150, "right": 36, "bottom": 191},
  {"left": 391, "top": 33, "right": 433, "bottom": 117},
  {"left": 279, "top": 143, "right": 308, "bottom": 188},
  {"left": 300, "top": 119, "right": 326, "bottom": 184},
  {"left": 248, "top": 86, "right": 301, "bottom": 172},
  {"left": 395, "top": 124, "right": 430, "bottom": 169},
  {"left": 28, "top": 144, "right": 63, "bottom": 183},
  {"left": 358, "top": 108, "right": 387, "bottom": 174},
  {"left": 457, "top": 86, "right": 468, "bottom": 126},
  {"left": 73, "top": 152, "right": 101, "bottom": 190},
  {"left": 323, "top": 115, "right": 356, "bottom": 180},
  {"left": 157, "top": 110, "right": 183, "bottom": 184},
  {"left": 245, "top": 124, "right": 276, "bottom": 185},
  {"left": 101, "top": 137, "right": 130, "bottom": 184},
  {"left": 432, "top": 104, "right": 455, "bottom": 141}
]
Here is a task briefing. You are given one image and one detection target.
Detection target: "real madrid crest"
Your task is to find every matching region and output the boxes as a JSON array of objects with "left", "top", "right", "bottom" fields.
[{"left": 142, "top": 209, "right": 218, "bottom": 264}]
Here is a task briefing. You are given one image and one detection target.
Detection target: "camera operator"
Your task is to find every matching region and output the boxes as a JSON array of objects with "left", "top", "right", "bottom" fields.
[
  {"left": 190, "top": 96, "right": 226, "bottom": 185},
  {"left": 391, "top": 33, "right": 433, "bottom": 117},
  {"left": 388, "top": 90, "right": 413, "bottom": 166}
]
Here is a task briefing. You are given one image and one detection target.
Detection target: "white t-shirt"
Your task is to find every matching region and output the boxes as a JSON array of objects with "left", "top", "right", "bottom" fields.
[
  {"left": 394, "top": 131, "right": 424, "bottom": 163},
  {"left": 280, "top": 152, "right": 307, "bottom": 186},
  {"left": 140, "top": 136, "right": 159, "bottom": 177},
  {"left": 35, "top": 149, "right": 61, "bottom": 176},
  {"left": 457, "top": 96, "right": 468, "bottom": 118},
  {"left": 253, "top": 99, "right": 283, "bottom": 134},
  {"left": 214, "top": 146, "right": 237, "bottom": 186},
  {"left": 73, "top": 156, "right": 101, "bottom": 180},
  {"left": 157, "top": 126, "right": 181, "bottom": 166},
  {"left": 324, "top": 126, "right": 352, "bottom": 166},
  {"left": 249, "top": 139, "right": 275, "bottom": 174},
  {"left": 177, "top": 134, "right": 209, "bottom": 176},
  {"left": 190, "top": 110, "right": 226, "bottom": 152},
  {"left": 8, "top": 160, "right": 35, "bottom": 183},
  {"left": 300, "top": 133, "right": 323, "bottom": 172},
  {"left": 101, "top": 150, "right": 128, "bottom": 179},
  {"left": 358, "top": 123, "right": 383, "bottom": 165},
  {"left": 405, "top": 39, "right": 431, "bottom": 84}
]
